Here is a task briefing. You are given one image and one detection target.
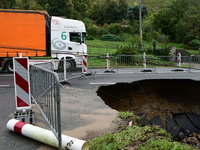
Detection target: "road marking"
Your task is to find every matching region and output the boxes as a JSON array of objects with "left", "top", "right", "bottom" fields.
[
  {"left": 0, "top": 85, "right": 10, "bottom": 87},
  {"left": 90, "top": 82, "right": 115, "bottom": 85},
  {"left": 0, "top": 74, "right": 13, "bottom": 76}
]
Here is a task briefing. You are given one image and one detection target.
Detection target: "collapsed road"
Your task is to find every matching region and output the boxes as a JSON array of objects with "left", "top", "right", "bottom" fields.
[{"left": 97, "top": 79, "right": 200, "bottom": 143}]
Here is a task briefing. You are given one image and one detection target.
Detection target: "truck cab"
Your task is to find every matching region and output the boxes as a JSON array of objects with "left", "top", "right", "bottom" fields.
[{"left": 51, "top": 16, "right": 87, "bottom": 69}]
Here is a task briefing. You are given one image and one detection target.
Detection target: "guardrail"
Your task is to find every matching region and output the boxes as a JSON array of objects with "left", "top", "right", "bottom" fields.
[{"left": 29, "top": 65, "right": 62, "bottom": 149}]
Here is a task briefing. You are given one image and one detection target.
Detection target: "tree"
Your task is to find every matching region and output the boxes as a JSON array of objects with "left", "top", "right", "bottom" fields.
[
  {"left": 89, "top": 0, "right": 128, "bottom": 25},
  {"left": 127, "top": 4, "right": 148, "bottom": 21},
  {"left": 176, "top": 3, "right": 200, "bottom": 43},
  {"left": 0, "top": 0, "right": 15, "bottom": 9},
  {"left": 153, "top": 0, "right": 200, "bottom": 43},
  {"left": 71, "top": 0, "right": 91, "bottom": 19},
  {"left": 46, "top": 0, "right": 73, "bottom": 17}
]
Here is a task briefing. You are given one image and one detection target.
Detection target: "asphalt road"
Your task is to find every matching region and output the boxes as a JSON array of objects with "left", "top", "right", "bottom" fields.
[{"left": 1, "top": 68, "right": 200, "bottom": 150}]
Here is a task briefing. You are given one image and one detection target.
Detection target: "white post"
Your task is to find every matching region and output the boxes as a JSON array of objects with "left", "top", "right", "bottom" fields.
[
  {"left": 106, "top": 53, "right": 111, "bottom": 71},
  {"left": 63, "top": 58, "right": 67, "bottom": 81},
  {"left": 143, "top": 52, "right": 146, "bottom": 69},
  {"left": 177, "top": 52, "right": 181, "bottom": 68},
  {"left": 19, "top": 53, "right": 22, "bottom": 58}
]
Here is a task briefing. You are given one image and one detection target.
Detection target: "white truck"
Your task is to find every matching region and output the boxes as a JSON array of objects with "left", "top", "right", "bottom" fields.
[{"left": 0, "top": 9, "right": 87, "bottom": 72}]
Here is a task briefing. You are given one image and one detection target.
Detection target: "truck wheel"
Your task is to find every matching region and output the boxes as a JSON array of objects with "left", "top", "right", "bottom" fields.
[
  {"left": 6, "top": 60, "right": 13, "bottom": 72},
  {"left": 66, "top": 60, "right": 76, "bottom": 72},
  {"left": 58, "top": 59, "right": 76, "bottom": 72}
]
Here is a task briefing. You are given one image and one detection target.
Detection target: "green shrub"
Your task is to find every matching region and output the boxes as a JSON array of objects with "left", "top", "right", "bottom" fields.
[
  {"left": 115, "top": 44, "right": 138, "bottom": 55},
  {"left": 100, "top": 34, "right": 121, "bottom": 41},
  {"left": 157, "top": 34, "right": 169, "bottom": 44},
  {"left": 118, "top": 111, "right": 135, "bottom": 119},
  {"left": 87, "top": 35, "right": 95, "bottom": 40},
  {"left": 153, "top": 47, "right": 171, "bottom": 56},
  {"left": 118, "top": 34, "right": 132, "bottom": 42},
  {"left": 189, "top": 39, "right": 200, "bottom": 50},
  {"left": 100, "top": 28, "right": 110, "bottom": 35},
  {"left": 87, "top": 24, "right": 100, "bottom": 37}
]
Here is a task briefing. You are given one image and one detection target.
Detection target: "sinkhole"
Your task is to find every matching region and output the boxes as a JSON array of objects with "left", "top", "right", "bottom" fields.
[{"left": 97, "top": 79, "right": 200, "bottom": 139}]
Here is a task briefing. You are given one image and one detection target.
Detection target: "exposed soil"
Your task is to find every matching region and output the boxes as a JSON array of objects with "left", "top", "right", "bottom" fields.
[{"left": 97, "top": 79, "right": 200, "bottom": 123}]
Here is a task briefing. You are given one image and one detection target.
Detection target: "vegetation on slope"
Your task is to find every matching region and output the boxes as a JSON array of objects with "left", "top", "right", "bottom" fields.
[{"left": 89, "top": 112, "right": 193, "bottom": 150}]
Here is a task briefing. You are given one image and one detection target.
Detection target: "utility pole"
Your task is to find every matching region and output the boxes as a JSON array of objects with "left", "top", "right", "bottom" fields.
[{"left": 139, "top": 0, "right": 143, "bottom": 49}]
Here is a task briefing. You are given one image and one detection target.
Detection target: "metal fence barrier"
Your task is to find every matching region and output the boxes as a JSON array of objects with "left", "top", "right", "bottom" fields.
[
  {"left": 33, "top": 61, "right": 54, "bottom": 71},
  {"left": 153, "top": 55, "right": 200, "bottom": 71},
  {"left": 89, "top": 54, "right": 155, "bottom": 71},
  {"left": 114, "top": 54, "right": 154, "bottom": 68},
  {"left": 88, "top": 54, "right": 116, "bottom": 73},
  {"left": 55, "top": 58, "right": 87, "bottom": 82},
  {"left": 89, "top": 54, "right": 200, "bottom": 72},
  {"left": 33, "top": 58, "right": 86, "bottom": 83},
  {"left": 29, "top": 65, "right": 62, "bottom": 149}
]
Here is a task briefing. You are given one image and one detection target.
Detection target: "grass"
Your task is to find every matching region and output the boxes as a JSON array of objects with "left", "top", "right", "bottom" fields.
[
  {"left": 88, "top": 111, "right": 193, "bottom": 150},
  {"left": 118, "top": 111, "right": 136, "bottom": 119},
  {"left": 87, "top": 39, "right": 198, "bottom": 69},
  {"left": 87, "top": 39, "right": 130, "bottom": 55},
  {"left": 170, "top": 43, "right": 184, "bottom": 49},
  {"left": 87, "top": 39, "right": 198, "bottom": 55}
]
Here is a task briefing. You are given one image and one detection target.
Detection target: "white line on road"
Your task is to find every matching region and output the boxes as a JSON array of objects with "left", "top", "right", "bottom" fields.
[
  {"left": 0, "top": 85, "right": 10, "bottom": 87},
  {"left": 90, "top": 82, "right": 115, "bottom": 85}
]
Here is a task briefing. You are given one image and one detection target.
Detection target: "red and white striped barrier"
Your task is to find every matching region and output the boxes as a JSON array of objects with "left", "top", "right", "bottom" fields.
[
  {"left": 7, "top": 119, "right": 89, "bottom": 150},
  {"left": 82, "top": 54, "right": 87, "bottom": 74},
  {"left": 13, "top": 57, "right": 31, "bottom": 111}
]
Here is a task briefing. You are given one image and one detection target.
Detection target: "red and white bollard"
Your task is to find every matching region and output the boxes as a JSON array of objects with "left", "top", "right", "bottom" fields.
[
  {"left": 82, "top": 54, "right": 87, "bottom": 74},
  {"left": 177, "top": 52, "right": 181, "bottom": 68},
  {"left": 7, "top": 119, "right": 89, "bottom": 150}
]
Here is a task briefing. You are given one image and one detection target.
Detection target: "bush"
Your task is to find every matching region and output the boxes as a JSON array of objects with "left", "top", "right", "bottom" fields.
[
  {"left": 189, "top": 39, "right": 200, "bottom": 50},
  {"left": 143, "top": 31, "right": 160, "bottom": 42},
  {"left": 115, "top": 44, "right": 138, "bottom": 55},
  {"left": 118, "top": 34, "right": 132, "bottom": 42},
  {"left": 87, "top": 35, "right": 95, "bottom": 40},
  {"left": 100, "top": 28, "right": 110, "bottom": 35},
  {"left": 100, "top": 34, "right": 121, "bottom": 41},
  {"left": 157, "top": 34, "right": 169, "bottom": 44},
  {"left": 153, "top": 47, "right": 171, "bottom": 56},
  {"left": 87, "top": 24, "right": 100, "bottom": 37}
]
